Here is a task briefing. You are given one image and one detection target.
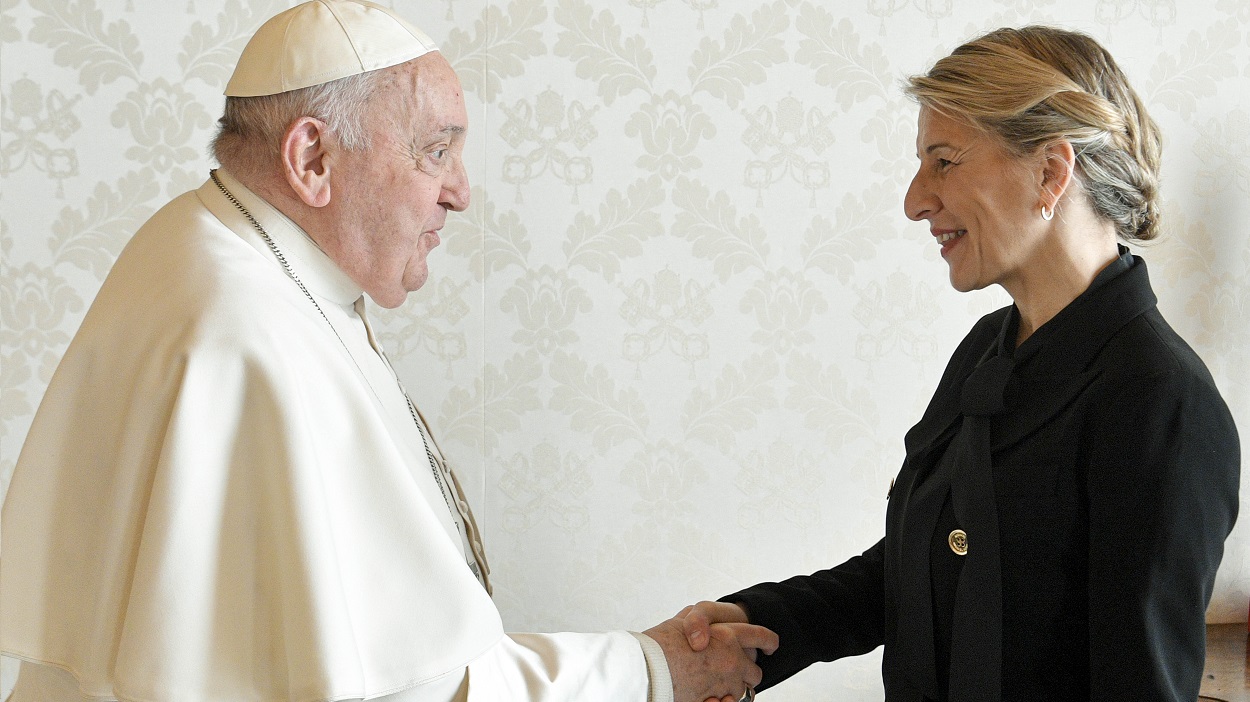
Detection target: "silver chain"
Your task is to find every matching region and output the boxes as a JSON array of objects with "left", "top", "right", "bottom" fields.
[{"left": 209, "top": 170, "right": 458, "bottom": 521}]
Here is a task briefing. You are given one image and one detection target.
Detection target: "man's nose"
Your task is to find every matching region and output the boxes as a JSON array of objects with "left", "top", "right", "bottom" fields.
[{"left": 442, "top": 158, "right": 470, "bottom": 212}]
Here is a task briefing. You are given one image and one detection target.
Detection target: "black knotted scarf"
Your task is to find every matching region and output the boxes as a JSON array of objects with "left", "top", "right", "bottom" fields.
[
  {"left": 895, "top": 342, "right": 1014, "bottom": 702},
  {"left": 890, "top": 248, "right": 1156, "bottom": 702},
  {"left": 945, "top": 351, "right": 1013, "bottom": 701}
]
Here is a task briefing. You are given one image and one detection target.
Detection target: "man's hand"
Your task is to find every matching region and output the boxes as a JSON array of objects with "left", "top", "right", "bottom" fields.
[
  {"left": 643, "top": 604, "right": 777, "bottom": 702},
  {"left": 677, "top": 601, "right": 752, "bottom": 653}
]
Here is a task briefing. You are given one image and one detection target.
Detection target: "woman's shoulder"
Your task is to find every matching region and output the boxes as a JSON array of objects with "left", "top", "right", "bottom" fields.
[
  {"left": 1099, "top": 307, "right": 1218, "bottom": 387},
  {"left": 1085, "top": 309, "right": 1235, "bottom": 442}
]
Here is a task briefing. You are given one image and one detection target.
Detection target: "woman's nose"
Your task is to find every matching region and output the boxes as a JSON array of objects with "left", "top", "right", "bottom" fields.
[{"left": 903, "top": 170, "right": 937, "bottom": 222}]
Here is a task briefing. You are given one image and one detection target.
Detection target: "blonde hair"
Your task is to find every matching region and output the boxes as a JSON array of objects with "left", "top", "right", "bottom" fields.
[{"left": 905, "top": 26, "right": 1162, "bottom": 242}]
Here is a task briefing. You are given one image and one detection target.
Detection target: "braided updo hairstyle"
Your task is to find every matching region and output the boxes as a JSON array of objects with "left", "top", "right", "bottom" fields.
[{"left": 905, "top": 26, "right": 1162, "bottom": 243}]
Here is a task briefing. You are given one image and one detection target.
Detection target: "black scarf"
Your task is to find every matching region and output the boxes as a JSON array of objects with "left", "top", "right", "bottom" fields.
[{"left": 890, "top": 248, "right": 1155, "bottom": 701}]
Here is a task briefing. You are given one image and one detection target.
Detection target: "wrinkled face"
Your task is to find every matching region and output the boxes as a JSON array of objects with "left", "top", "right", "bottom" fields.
[
  {"left": 325, "top": 53, "right": 470, "bottom": 308},
  {"left": 903, "top": 106, "right": 1046, "bottom": 295}
]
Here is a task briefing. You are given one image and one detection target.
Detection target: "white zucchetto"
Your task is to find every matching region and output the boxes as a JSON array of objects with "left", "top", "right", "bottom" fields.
[{"left": 224, "top": 0, "right": 438, "bottom": 97}]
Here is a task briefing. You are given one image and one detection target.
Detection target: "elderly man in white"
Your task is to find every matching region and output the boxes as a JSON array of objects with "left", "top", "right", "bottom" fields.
[{"left": 0, "top": 2, "right": 775, "bottom": 701}]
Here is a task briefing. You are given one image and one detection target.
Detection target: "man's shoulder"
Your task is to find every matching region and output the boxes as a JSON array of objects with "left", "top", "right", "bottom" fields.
[
  {"left": 117, "top": 188, "right": 283, "bottom": 296},
  {"left": 72, "top": 193, "right": 329, "bottom": 373}
]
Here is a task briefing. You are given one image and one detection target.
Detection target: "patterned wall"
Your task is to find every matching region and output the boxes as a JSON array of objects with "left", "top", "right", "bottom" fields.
[{"left": 3, "top": 0, "right": 1249, "bottom": 699}]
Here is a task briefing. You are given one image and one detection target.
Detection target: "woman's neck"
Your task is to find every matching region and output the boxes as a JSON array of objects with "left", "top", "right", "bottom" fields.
[{"left": 1008, "top": 224, "right": 1119, "bottom": 347}]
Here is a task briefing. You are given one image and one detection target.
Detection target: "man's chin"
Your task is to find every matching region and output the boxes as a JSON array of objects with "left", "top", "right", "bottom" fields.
[{"left": 368, "top": 284, "right": 414, "bottom": 309}]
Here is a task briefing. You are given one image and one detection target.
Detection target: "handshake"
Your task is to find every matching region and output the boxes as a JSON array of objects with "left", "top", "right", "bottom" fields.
[{"left": 643, "top": 601, "right": 779, "bottom": 702}]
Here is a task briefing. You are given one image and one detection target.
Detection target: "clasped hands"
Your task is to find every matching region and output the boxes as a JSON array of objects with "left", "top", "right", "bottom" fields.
[{"left": 644, "top": 601, "right": 777, "bottom": 702}]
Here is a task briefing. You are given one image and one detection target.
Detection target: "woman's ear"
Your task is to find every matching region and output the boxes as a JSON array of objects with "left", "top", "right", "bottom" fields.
[
  {"left": 280, "top": 117, "right": 332, "bottom": 208},
  {"left": 1040, "top": 139, "right": 1076, "bottom": 214}
]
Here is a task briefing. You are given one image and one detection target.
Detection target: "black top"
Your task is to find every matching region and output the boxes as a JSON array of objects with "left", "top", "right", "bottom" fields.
[
  {"left": 725, "top": 252, "right": 1240, "bottom": 702},
  {"left": 924, "top": 252, "right": 1135, "bottom": 699}
]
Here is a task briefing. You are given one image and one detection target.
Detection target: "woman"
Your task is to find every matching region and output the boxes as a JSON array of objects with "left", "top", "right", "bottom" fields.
[{"left": 684, "top": 25, "right": 1239, "bottom": 702}]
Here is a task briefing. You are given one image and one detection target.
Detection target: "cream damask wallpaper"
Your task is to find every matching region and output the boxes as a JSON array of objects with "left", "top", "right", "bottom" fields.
[{"left": 2, "top": 0, "right": 1249, "bottom": 699}]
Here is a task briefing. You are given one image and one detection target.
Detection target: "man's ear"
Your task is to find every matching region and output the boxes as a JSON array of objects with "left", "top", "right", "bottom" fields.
[
  {"left": 1040, "top": 139, "right": 1076, "bottom": 214},
  {"left": 280, "top": 117, "right": 332, "bottom": 208}
]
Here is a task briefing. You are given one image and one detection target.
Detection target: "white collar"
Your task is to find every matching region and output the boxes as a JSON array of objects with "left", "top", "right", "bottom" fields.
[{"left": 208, "top": 169, "right": 363, "bottom": 306}]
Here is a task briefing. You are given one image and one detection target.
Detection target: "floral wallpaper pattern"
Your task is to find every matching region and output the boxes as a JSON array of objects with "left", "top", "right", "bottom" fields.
[{"left": 3, "top": 0, "right": 1249, "bottom": 698}]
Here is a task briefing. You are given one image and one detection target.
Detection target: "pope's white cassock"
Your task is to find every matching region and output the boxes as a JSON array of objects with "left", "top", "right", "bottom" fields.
[{"left": 0, "top": 170, "right": 671, "bottom": 702}]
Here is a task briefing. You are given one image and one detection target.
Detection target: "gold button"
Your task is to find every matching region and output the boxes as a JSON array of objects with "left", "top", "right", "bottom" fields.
[{"left": 948, "top": 529, "right": 968, "bottom": 556}]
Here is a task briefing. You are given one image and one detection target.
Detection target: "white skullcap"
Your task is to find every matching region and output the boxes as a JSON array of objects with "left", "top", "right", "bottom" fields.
[{"left": 224, "top": 0, "right": 438, "bottom": 97}]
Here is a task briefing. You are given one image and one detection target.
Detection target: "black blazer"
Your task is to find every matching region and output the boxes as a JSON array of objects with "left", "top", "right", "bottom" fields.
[{"left": 729, "top": 255, "right": 1240, "bottom": 701}]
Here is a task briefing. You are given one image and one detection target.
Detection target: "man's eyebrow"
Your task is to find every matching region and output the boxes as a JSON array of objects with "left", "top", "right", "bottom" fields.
[{"left": 415, "top": 125, "right": 464, "bottom": 147}]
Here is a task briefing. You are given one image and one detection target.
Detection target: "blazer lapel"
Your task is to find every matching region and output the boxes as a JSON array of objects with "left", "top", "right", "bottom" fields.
[
  {"left": 992, "top": 254, "right": 1157, "bottom": 452},
  {"left": 991, "top": 369, "right": 1102, "bottom": 452}
]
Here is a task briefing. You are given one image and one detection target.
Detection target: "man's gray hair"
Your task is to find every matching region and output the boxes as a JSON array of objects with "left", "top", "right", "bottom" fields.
[{"left": 210, "top": 67, "right": 389, "bottom": 172}]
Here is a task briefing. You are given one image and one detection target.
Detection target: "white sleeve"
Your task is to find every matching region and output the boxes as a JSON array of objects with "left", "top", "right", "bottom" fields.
[
  {"left": 8, "top": 633, "right": 674, "bottom": 702},
  {"left": 630, "top": 632, "right": 676, "bottom": 702},
  {"left": 462, "top": 631, "right": 671, "bottom": 702}
]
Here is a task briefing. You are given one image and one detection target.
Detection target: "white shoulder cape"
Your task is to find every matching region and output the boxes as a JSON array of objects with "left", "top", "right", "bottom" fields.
[{"left": 1, "top": 175, "right": 505, "bottom": 702}]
